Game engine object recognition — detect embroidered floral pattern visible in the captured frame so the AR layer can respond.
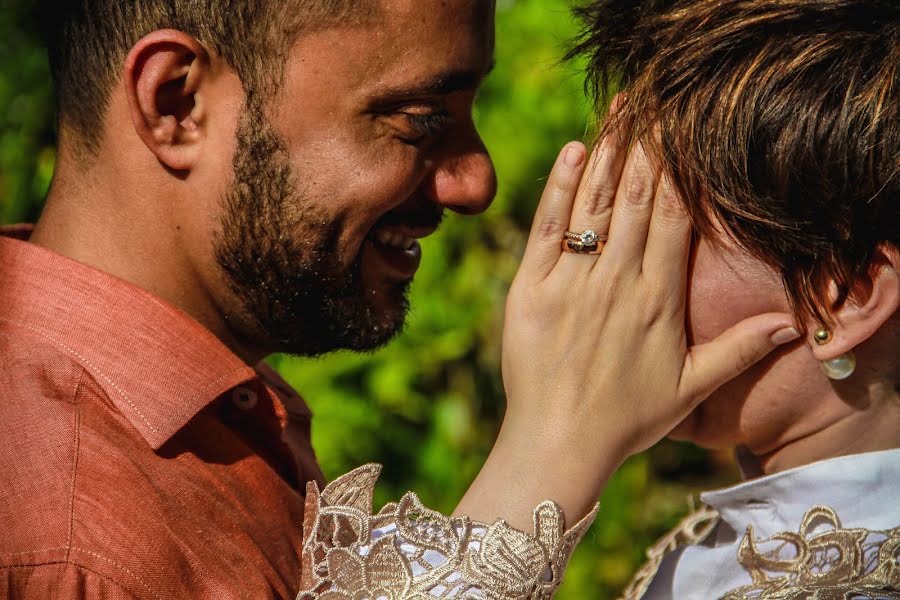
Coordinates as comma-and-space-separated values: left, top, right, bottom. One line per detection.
616, 504, 721, 600
721, 506, 900, 600
296, 464, 598, 600
618, 503, 899, 600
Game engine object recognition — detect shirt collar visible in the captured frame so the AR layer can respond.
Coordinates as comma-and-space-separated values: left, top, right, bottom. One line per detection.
0, 226, 259, 449
700, 449, 900, 537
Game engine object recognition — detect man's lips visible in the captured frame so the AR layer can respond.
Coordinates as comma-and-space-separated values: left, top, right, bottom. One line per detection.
363, 224, 437, 283
372, 203, 444, 243
369, 225, 438, 250
361, 199, 442, 284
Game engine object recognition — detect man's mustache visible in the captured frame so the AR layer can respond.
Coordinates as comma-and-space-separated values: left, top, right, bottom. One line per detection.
376, 202, 445, 232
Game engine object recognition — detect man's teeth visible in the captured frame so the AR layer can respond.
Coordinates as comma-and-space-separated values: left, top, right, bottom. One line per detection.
374, 229, 418, 250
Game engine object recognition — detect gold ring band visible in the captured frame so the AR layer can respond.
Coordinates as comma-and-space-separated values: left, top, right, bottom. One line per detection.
561, 238, 606, 255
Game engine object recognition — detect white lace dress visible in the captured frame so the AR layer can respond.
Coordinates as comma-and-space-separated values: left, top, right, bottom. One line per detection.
295, 464, 598, 599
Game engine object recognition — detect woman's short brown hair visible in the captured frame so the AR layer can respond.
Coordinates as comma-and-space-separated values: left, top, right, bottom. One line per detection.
571, 0, 899, 327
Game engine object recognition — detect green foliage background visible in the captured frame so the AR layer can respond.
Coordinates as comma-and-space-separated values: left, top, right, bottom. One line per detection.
0, 1, 738, 597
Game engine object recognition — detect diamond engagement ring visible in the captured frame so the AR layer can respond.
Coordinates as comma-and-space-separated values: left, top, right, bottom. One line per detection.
561, 229, 608, 254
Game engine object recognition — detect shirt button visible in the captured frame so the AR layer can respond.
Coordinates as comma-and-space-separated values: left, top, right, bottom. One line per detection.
232, 387, 258, 411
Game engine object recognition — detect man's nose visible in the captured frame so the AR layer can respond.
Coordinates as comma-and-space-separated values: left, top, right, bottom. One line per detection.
425, 140, 497, 216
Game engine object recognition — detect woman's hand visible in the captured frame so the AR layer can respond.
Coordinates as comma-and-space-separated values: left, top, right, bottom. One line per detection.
455, 117, 798, 529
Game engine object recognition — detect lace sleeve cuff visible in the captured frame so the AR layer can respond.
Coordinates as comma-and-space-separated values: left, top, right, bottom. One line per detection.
296, 464, 598, 600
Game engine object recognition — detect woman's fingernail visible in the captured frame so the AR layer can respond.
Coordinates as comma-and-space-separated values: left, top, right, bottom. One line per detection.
771, 327, 800, 345
564, 144, 584, 167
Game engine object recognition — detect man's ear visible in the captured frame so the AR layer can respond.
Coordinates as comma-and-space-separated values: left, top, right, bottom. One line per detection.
125, 30, 209, 172
811, 245, 900, 360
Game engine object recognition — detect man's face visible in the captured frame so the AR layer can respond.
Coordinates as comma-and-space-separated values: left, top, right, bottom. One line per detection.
211, 0, 497, 356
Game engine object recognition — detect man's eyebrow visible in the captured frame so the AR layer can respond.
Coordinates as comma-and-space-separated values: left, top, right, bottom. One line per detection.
374, 59, 496, 100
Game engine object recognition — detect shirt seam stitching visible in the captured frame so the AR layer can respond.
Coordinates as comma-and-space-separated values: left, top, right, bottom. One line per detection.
65, 369, 85, 562
1, 557, 147, 599
0, 316, 158, 433
68, 547, 163, 600
1, 546, 70, 558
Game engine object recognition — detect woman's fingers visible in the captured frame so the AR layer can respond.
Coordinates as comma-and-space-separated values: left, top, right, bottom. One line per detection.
679, 312, 800, 409
642, 172, 693, 292
519, 142, 587, 282
598, 140, 661, 270
565, 103, 631, 246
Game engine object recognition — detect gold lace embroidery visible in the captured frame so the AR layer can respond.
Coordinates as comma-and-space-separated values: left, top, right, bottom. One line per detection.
296, 464, 598, 600
721, 506, 900, 599
616, 504, 721, 600
619, 504, 899, 600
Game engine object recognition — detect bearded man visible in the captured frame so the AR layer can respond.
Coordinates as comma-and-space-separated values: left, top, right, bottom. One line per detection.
0, 1, 509, 596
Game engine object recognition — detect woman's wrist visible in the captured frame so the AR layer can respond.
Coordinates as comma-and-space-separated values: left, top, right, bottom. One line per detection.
453, 413, 623, 530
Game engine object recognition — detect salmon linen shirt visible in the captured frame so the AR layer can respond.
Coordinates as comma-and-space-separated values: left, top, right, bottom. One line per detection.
0, 225, 598, 600
0, 225, 326, 599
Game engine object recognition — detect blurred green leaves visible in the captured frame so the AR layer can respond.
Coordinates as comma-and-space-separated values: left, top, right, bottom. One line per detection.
0, 2, 55, 223
0, 1, 735, 597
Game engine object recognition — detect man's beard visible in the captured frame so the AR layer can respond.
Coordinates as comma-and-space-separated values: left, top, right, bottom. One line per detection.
213, 101, 414, 356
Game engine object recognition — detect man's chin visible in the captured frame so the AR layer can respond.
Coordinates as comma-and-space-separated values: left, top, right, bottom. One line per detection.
278, 326, 401, 357
348, 290, 410, 352
273, 285, 410, 356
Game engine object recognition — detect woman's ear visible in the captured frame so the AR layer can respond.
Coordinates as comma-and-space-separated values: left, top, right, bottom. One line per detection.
124, 29, 209, 172
811, 245, 900, 360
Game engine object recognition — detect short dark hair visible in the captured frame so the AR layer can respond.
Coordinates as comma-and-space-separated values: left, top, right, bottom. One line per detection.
43, 0, 375, 157
571, 0, 900, 327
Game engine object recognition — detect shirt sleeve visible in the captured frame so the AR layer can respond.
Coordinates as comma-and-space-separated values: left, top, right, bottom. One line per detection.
0, 562, 138, 599
296, 464, 598, 600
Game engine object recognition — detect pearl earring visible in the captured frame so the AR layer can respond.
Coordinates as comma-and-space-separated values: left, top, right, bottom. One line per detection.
820, 352, 857, 380
814, 327, 856, 380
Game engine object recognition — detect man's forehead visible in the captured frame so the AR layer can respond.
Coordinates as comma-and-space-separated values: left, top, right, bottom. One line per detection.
380, 0, 494, 19
289, 0, 495, 98
377, 0, 495, 52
